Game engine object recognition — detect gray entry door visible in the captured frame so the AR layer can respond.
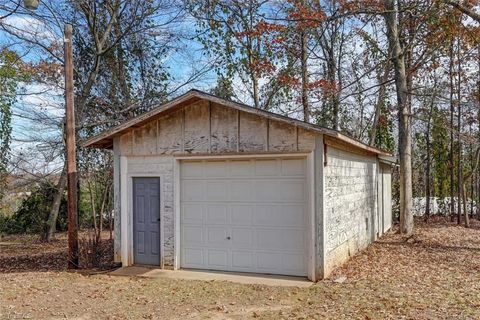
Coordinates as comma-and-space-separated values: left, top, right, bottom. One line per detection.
133, 177, 160, 265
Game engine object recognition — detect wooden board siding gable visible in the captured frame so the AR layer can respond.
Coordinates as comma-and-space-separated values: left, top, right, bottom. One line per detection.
84, 90, 391, 157
116, 101, 317, 156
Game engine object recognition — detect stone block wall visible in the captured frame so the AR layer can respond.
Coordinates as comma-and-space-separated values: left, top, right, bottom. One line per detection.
323, 146, 377, 275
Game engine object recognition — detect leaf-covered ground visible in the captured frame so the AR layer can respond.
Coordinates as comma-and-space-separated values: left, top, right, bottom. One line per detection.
1, 219, 479, 319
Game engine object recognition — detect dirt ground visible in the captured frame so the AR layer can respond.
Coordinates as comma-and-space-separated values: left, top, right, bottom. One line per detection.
1, 218, 479, 319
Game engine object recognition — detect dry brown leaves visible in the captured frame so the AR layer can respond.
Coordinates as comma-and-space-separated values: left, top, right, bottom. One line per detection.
0, 231, 114, 272
1, 220, 479, 319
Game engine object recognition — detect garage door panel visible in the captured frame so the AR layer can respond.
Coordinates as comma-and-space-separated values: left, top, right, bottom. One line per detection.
231, 227, 254, 248
182, 180, 204, 201
254, 205, 280, 225
254, 159, 279, 176
206, 181, 228, 200
279, 181, 305, 201
182, 226, 203, 245
206, 204, 228, 224
229, 160, 252, 176
256, 229, 288, 250
206, 227, 229, 245
181, 161, 204, 178
282, 205, 305, 226
255, 205, 305, 227
182, 204, 204, 224
205, 161, 228, 177
231, 251, 254, 269
281, 230, 305, 250
256, 252, 282, 271
230, 181, 252, 201
181, 158, 308, 277
282, 253, 306, 273
255, 228, 305, 251
281, 158, 305, 176
207, 249, 228, 267
254, 181, 280, 201
231, 205, 254, 225
182, 248, 203, 266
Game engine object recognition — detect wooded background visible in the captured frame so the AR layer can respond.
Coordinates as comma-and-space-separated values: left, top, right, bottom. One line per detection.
1, 0, 480, 239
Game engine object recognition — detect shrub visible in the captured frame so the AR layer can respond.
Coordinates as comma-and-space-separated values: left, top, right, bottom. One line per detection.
1, 182, 68, 235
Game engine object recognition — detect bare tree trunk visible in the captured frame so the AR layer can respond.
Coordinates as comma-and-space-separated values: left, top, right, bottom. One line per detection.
301, 28, 309, 122
45, 166, 67, 241
449, 43, 456, 222
252, 74, 260, 109
87, 178, 98, 235
461, 147, 480, 228
425, 64, 439, 221
457, 36, 462, 225
98, 182, 109, 241
425, 105, 432, 221
108, 185, 113, 240
369, 59, 391, 146
384, 0, 413, 235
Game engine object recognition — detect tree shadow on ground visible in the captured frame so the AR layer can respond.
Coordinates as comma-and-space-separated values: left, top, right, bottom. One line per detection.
0, 235, 114, 273
377, 238, 480, 253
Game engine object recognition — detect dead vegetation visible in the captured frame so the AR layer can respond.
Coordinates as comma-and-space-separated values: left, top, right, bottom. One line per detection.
0, 231, 114, 272
1, 219, 479, 319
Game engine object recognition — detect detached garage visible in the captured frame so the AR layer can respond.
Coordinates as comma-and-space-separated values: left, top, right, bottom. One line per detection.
84, 89, 394, 281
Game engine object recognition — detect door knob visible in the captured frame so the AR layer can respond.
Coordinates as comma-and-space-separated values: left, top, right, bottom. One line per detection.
226, 236, 231, 240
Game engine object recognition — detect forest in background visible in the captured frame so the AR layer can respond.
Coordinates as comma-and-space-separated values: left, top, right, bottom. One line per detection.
1, 0, 480, 239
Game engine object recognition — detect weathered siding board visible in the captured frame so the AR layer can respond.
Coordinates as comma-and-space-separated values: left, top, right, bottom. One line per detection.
158, 109, 183, 154
268, 120, 297, 151
132, 121, 157, 155
298, 127, 316, 151
210, 103, 238, 153
119, 131, 133, 156
184, 101, 210, 153
323, 146, 377, 276
118, 103, 316, 156
239, 111, 268, 152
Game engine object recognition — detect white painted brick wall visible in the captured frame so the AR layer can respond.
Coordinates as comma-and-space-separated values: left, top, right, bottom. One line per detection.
323, 147, 377, 274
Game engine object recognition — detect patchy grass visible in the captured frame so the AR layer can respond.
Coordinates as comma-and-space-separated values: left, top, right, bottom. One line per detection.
1, 219, 480, 319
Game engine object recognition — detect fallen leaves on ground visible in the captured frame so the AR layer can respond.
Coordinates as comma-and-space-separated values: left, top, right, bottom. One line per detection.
0, 231, 114, 272
1, 219, 479, 319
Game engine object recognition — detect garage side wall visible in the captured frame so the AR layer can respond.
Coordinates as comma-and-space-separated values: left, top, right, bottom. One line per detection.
113, 100, 317, 267
323, 146, 378, 276
380, 163, 393, 233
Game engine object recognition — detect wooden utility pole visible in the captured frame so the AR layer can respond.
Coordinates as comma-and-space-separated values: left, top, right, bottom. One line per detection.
64, 24, 79, 269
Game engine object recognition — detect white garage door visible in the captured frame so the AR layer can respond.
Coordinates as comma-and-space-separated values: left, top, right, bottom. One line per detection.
180, 157, 308, 276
